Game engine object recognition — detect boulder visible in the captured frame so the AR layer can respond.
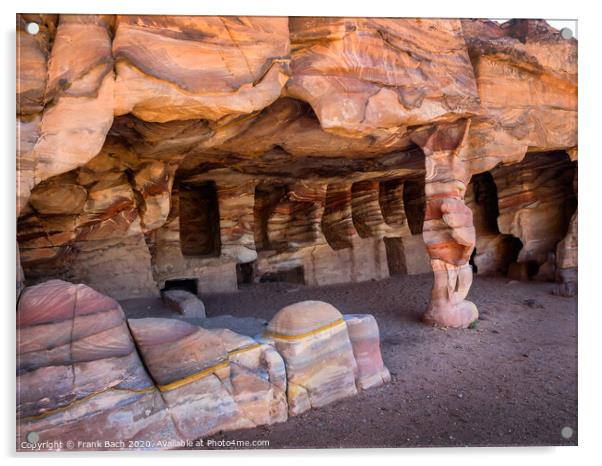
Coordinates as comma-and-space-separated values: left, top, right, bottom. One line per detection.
263, 301, 358, 416
16, 280, 180, 451
344, 314, 391, 390
162, 289, 206, 318
128, 318, 287, 440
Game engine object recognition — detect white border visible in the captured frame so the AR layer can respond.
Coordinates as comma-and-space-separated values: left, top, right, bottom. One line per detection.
2, 1, 599, 464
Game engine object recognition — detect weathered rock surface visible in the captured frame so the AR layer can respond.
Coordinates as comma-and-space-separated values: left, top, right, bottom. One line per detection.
265, 301, 358, 415
32, 15, 115, 185
128, 318, 287, 440
113, 16, 290, 122
16, 16, 578, 330
414, 122, 479, 328
16, 14, 55, 216
287, 18, 480, 138
16, 280, 180, 450
555, 211, 578, 296
492, 153, 577, 268
215, 329, 288, 427
461, 19, 577, 162
344, 314, 391, 390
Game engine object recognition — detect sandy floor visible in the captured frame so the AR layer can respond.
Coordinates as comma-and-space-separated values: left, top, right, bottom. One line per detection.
123, 274, 578, 448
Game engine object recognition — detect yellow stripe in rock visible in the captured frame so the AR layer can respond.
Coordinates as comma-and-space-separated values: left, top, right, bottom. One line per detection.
227, 343, 262, 357
263, 318, 345, 341
21, 341, 274, 420
19, 385, 155, 423
157, 360, 230, 392
158, 343, 264, 392
21, 344, 266, 420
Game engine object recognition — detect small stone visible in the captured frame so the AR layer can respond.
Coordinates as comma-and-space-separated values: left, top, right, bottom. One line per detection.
162, 289, 206, 318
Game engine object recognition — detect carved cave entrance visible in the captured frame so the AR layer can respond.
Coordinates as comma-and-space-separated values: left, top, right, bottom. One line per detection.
401, 179, 426, 236
236, 261, 256, 287
162, 278, 199, 295
179, 181, 221, 258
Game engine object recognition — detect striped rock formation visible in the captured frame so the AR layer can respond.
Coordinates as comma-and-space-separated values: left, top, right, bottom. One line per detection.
16, 280, 180, 450
413, 121, 479, 329
17, 280, 387, 449
492, 153, 577, 268
263, 301, 389, 416
127, 318, 287, 440
113, 16, 290, 122
263, 301, 358, 415
17, 16, 577, 327
27, 15, 115, 189
344, 314, 391, 390
287, 17, 480, 137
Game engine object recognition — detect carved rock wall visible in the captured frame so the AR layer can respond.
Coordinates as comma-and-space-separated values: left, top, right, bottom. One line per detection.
16, 16, 578, 326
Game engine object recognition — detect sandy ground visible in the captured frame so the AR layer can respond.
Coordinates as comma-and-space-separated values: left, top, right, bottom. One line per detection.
122, 274, 578, 449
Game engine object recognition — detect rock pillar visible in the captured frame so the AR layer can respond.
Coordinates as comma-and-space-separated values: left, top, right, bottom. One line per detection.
413, 121, 478, 328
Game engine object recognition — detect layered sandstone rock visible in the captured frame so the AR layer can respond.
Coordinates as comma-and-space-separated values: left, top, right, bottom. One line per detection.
31, 15, 115, 186
128, 318, 287, 439
17, 278, 391, 449
263, 301, 390, 415
16, 14, 55, 216
263, 301, 358, 415
16, 280, 180, 450
344, 314, 391, 390
215, 329, 288, 426
492, 152, 577, 270
113, 16, 290, 122
413, 121, 479, 328
461, 19, 577, 164
287, 18, 480, 138
16, 16, 578, 329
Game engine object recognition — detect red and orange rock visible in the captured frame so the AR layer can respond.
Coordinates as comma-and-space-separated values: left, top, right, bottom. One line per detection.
16, 16, 577, 326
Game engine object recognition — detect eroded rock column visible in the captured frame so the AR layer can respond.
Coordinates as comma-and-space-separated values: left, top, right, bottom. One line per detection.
414, 122, 478, 328
217, 180, 257, 263
321, 182, 359, 250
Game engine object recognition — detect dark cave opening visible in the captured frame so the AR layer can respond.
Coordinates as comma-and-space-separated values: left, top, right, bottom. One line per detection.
179, 181, 221, 257
471, 171, 500, 235
469, 248, 478, 274
402, 179, 426, 235
503, 236, 525, 275
259, 266, 305, 285
161, 278, 199, 295
236, 261, 256, 287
